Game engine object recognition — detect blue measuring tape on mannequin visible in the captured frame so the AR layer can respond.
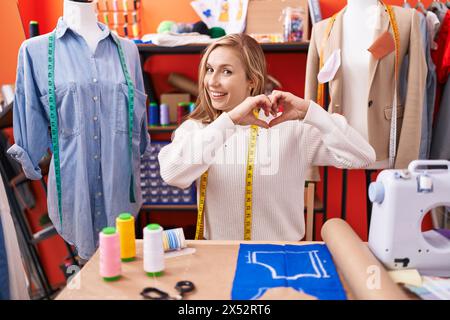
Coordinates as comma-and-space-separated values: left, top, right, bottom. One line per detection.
47, 31, 136, 231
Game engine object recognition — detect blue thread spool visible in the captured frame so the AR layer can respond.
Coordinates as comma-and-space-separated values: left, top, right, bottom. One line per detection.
188, 102, 196, 114
159, 103, 170, 126
162, 228, 186, 251
149, 102, 159, 127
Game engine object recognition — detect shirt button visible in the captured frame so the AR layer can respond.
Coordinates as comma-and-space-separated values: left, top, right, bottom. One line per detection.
97, 192, 102, 197
97, 175, 101, 179
94, 155, 99, 160
93, 78, 98, 83
96, 212, 101, 216
94, 135, 98, 140
93, 116, 98, 121
93, 96, 98, 101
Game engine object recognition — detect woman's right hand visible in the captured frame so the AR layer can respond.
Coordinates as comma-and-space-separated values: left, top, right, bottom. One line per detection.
227, 95, 273, 129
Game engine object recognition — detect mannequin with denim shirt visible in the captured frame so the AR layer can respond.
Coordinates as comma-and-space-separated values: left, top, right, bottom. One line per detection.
8, 0, 150, 259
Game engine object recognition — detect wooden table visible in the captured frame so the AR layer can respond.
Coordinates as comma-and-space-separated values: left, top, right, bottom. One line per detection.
57, 240, 352, 300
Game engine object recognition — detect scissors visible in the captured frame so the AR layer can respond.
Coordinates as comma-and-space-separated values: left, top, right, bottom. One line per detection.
140, 280, 195, 300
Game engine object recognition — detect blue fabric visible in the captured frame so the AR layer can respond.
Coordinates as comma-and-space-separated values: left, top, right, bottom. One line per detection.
231, 244, 346, 300
0, 216, 10, 300
7, 18, 151, 259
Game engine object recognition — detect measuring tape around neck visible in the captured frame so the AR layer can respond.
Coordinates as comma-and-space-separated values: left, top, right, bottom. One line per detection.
384, 4, 400, 168
317, 2, 400, 168
47, 31, 136, 230
317, 14, 337, 107
195, 109, 260, 240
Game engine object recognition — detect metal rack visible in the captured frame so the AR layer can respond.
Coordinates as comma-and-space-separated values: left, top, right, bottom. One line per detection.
0, 132, 79, 300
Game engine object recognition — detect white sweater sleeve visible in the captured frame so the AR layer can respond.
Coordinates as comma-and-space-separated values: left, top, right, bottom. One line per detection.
303, 101, 376, 168
158, 112, 237, 189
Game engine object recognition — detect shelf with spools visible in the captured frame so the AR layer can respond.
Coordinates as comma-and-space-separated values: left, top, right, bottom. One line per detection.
96, 0, 142, 39
148, 99, 194, 133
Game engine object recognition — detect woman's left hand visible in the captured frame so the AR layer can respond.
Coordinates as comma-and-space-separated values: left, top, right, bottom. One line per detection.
267, 90, 310, 127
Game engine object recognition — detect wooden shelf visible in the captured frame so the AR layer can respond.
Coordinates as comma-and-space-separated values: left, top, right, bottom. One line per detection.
141, 204, 197, 211
148, 124, 178, 132
138, 41, 309, 55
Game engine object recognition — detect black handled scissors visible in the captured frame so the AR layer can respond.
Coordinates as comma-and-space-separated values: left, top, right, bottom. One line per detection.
140, 281, 195, 300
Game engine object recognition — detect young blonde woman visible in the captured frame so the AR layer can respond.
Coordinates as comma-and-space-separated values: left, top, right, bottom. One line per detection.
158, 34, 376, 241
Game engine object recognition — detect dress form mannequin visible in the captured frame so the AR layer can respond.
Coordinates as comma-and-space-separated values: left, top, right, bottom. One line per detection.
63, 0, 103, 53
342, 0, 389, 168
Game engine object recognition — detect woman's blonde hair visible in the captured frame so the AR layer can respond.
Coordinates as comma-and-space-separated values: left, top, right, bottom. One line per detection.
189, 33, 267, 123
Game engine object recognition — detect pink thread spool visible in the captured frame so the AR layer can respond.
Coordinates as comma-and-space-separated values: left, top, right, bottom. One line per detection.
99, 227, 122, 281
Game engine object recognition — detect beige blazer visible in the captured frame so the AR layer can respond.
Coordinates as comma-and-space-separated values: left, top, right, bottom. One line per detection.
305, 5, 427, 169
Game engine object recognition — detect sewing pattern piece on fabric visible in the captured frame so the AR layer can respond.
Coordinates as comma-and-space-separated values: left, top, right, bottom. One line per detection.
231, 244, 346, 300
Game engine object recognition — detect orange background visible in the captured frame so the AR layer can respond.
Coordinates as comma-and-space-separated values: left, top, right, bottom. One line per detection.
0, 0, 25, 85
2, 0, 434, 293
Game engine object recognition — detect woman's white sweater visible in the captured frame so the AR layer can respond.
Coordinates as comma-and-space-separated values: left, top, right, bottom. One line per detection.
158, 101, 376, 240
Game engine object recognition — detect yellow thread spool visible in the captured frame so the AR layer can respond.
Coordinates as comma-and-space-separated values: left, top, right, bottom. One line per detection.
116, 213, 136, 262
132, 23, 139, 38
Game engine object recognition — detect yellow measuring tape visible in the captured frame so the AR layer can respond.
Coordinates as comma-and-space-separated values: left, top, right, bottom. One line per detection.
195, 109, 260, 240
195, 170, 208, 240
385, 3, 401, 168
317, 2, 400, 167
243, 115, 259, 240
317, 13, 338, 107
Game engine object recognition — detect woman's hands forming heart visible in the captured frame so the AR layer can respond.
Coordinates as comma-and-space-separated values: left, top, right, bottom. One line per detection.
228, 94, 272, 129
227, 91, 310, 128
267, 90, 310, 127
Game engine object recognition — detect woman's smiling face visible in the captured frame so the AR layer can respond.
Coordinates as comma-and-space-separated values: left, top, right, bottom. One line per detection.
204, 46, 252, 112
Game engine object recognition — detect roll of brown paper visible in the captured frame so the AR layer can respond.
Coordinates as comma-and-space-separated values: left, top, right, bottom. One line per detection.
321, 219, 408, 300
168, 73, 198, 97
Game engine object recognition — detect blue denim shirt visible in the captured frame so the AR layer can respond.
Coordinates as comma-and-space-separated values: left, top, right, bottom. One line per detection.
7, 18, 151, 259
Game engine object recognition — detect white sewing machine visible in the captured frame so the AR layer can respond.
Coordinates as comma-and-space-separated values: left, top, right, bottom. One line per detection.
368, 160, 450, 277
